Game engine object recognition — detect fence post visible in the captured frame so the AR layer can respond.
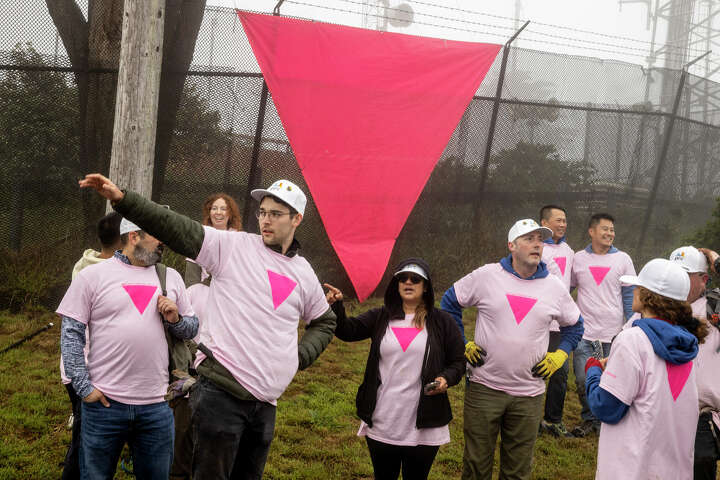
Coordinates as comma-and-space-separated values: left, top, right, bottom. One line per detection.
472, 21, 529, 230
636, 52, 709, 255
242, 1, 285, 232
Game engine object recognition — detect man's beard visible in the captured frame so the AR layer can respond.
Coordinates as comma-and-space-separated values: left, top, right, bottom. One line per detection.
134, 243, 163, 266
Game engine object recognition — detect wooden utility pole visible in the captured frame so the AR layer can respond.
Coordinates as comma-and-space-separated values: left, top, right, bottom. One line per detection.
108, 0, 165, 203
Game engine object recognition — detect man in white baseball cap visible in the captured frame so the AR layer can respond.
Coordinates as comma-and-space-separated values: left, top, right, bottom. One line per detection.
78, 173, 336, 479
670, 246, 720, 479
441, 219, 584, 480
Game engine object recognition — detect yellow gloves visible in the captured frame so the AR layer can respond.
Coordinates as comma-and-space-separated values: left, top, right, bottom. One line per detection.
465, 341, 487, 368
531, 350, 568, 379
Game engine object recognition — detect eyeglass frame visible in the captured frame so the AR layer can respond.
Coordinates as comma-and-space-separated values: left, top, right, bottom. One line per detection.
255, 208, 294, 220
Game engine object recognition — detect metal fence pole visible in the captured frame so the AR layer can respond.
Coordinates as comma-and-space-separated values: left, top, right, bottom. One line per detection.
636, 52, 710, 254
473, 21, 529, 230
241, 1, 285, 232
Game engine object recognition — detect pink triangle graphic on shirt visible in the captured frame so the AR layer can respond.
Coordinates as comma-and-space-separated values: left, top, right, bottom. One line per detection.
391, 327, 421, 352
666, 361, 693, 401
122, 285, 158, 315
267, 270, 297, 310
506, 294, 538, 325
588, 266, 611, 286
553, 256, 567, 276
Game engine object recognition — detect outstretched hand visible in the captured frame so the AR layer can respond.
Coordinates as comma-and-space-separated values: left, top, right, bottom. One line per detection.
78, 173, 124, 203
323, 283, 343, 305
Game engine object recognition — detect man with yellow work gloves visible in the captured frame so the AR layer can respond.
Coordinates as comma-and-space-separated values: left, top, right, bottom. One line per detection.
441, 219, 584, 480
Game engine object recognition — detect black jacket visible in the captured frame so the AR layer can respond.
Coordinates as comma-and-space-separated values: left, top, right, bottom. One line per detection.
332, 301, 465, 429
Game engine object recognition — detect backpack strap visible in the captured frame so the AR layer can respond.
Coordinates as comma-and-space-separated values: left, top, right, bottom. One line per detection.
155, 263, 168, 297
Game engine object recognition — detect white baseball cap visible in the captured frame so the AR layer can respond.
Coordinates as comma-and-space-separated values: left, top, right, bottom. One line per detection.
394, 263, 429, 280
119, 218, 141, 235
669, 246, 708, 274
508, 219, 553, 243
619, 258, 690, 302
251, 179, 307, 216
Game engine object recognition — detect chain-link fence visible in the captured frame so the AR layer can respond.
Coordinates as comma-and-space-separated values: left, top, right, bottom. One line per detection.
2, 0, 720, 309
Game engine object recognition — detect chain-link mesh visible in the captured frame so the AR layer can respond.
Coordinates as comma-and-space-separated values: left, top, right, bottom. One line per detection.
2, 0, 720, 309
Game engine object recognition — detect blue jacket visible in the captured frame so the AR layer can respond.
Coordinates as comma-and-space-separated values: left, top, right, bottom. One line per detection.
586, 317, 699, 424
440, 254, 584, 352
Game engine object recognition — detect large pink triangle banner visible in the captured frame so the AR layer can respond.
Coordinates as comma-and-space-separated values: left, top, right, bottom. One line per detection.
238, 11, 501, 300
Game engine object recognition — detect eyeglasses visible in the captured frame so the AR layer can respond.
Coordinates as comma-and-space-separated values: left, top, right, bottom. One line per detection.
255, 209, 292, 220
210, 206, 228, 212
397, 273, 424, 284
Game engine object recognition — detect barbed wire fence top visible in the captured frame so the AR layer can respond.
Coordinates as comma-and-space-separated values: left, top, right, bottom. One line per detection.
1, 0, 719, 308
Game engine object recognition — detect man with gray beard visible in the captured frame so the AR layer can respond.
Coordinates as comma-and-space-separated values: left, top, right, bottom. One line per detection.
58, 218, 198, 479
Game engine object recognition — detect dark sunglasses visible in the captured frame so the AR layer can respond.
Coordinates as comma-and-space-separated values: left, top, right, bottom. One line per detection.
397, 273, 424, 284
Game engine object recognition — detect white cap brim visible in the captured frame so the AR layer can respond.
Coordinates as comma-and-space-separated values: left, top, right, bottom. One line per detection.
119, 218, 141, 235
510, 226, 553, 243
394, 264, 428, 280
250, 188, 271, 203
619, 274, 688, 301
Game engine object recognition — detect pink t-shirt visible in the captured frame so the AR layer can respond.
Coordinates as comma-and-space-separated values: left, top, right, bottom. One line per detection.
454, 263, 581, 397
572, 248, 636, 342
358, 314, 450, 446
693, 297, 720, 419
596, 327, 698, 480
193, 228, 329, 405
542, 240, 574, 332
56, 257, 194, 404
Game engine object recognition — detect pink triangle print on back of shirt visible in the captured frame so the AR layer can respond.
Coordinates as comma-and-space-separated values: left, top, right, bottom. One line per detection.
666, 361, 693, 401
391, 327, 421, 352
267, 270, 297, 310
122, 285, 158, 315
588, 266, 611, 286
506, 294, 538, 325
553, 257, 567, 276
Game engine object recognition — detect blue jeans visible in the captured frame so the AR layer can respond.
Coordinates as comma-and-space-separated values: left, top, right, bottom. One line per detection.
81, 398, 174, 480
572, 339, 612, 422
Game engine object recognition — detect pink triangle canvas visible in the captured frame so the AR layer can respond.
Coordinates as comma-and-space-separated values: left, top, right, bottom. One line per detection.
237, 11, 501, 301
666, 361, 693, 401
553, 256, 567, 276
506, 294, 538, 325
122, 285, 158, 315
391, 327, 421, 352
267, 270, 297, 310
588, 266, 611, 286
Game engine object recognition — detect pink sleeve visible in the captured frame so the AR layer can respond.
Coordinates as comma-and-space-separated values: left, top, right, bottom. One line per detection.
556, 288, 581, 327
195, 227, 243, 278
302, 268, 330, 324
56, 273, 93, 325
454, 268, 484, 308
599, 332, 643, 405
570, 259, 578, 288
168, 269, 195, 318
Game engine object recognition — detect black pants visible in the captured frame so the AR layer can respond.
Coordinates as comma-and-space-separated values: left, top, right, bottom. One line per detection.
170, 397, 193, 480
61, 383, 81, 480
694, 412, 719, 480
190, 376, 276, 480
365, 436, 439, 480
544, 331, 570, 423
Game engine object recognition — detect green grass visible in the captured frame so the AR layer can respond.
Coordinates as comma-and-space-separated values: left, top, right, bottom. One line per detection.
0, 304, 600, 479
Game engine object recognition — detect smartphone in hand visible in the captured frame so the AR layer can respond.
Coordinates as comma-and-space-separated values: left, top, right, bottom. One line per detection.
423, 381, 440, 394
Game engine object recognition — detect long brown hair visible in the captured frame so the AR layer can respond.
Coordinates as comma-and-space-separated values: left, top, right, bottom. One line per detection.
201, 193, 242, 231
637, 286, 708, 343
413, 301, 428, 330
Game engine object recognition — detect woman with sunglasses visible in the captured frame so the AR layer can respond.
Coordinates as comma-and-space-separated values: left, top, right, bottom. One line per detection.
324, 258, 464, 480
585, 258, 708, 480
